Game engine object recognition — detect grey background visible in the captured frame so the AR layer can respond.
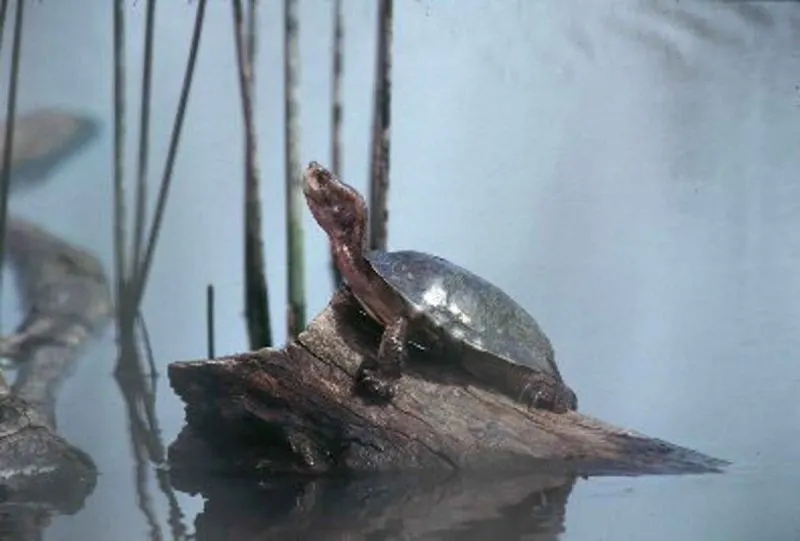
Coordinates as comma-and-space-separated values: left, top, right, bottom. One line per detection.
4, 1, 798, 539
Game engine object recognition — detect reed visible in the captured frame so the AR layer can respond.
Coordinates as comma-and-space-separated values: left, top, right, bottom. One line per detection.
111, 0, 131, 336
0, 0, 9, 60
329, 0, 344, 289
233, 0, 272, 349
0, 368, 7, 396
206, 283, 215, 359
108, 6, 202, 536
284, 0, 306, 338
131, 0, 156, 278
367, 0, 393, 252
132, 0, 207, 312
0, 0, 24, 304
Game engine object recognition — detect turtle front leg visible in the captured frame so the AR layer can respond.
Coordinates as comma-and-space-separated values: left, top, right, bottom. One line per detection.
355, 316, 408, 403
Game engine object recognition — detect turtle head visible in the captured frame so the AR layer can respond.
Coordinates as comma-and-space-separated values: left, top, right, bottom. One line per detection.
303, 161, 367, 250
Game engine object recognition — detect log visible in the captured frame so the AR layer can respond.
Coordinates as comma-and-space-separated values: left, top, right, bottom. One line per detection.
0, 392, 96, 514
168, 289, 727, 487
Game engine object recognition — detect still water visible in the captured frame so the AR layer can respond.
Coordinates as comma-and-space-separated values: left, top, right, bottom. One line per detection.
2, 1, 799, 539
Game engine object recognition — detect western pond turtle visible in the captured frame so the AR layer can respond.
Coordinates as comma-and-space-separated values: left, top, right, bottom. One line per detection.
302, 162, 578, 413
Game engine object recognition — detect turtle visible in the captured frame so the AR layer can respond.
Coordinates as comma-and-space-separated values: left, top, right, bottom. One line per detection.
302, 161, 578, 413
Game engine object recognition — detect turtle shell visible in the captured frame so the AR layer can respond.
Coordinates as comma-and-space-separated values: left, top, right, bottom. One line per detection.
364, 249, 562, 380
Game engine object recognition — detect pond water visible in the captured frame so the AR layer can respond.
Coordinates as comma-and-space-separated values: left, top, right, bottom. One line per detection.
3, 1, 799, 539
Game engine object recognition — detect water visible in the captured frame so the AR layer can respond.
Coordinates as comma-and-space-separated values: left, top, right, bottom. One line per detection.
3, 1, 799, 539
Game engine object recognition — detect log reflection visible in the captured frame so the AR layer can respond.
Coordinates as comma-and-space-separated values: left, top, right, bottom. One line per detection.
190, 470, 575, 541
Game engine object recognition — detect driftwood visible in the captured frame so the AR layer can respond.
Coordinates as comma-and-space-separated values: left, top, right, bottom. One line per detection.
169, 289, 727, 490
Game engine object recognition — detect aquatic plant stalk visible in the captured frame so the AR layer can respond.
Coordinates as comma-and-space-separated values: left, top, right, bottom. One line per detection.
0, 368, 8, 396
116, 338, 163, 541
112, 0, 130, 334
116, 311, 187, 541
0, 0, 9, 54
284, 0, 306, 338
106, 5, 188, 538
132, 0, 207, 312
367, 0, 393, 252
232, 0, 272, 349
136, 311, 158, 390
130, 425, 161, 541
206, 283, 215, 358
247, 0, 256, 67
131, 0, 156, 279
139, 311, 188, 540
0, 0, 25, 306
329, 0, 344, 290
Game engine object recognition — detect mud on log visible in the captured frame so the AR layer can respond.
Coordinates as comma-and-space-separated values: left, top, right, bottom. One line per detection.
169, 289, 727, 485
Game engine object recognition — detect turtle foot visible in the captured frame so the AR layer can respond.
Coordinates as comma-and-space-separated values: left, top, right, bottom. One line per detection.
353, 316, 408, 405
354, 363, 398, 404
519, 375, 578, 414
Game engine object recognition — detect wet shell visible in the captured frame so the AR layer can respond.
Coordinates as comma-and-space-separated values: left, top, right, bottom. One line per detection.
365, 250, 562, 380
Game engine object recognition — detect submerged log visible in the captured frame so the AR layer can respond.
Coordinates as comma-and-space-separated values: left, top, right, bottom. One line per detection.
169, 289, 727, 486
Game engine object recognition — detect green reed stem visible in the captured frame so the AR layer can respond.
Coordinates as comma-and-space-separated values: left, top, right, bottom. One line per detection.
284, 0, 305, 338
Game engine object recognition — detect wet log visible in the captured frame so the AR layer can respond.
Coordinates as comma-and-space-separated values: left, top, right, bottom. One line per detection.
0, 390, 97, 515
168, 289, 727, 486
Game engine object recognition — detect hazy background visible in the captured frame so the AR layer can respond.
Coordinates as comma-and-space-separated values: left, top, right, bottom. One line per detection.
3, 1, 799, 539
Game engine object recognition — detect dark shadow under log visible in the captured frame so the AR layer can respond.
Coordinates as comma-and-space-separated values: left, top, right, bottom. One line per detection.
169, 289, 727, 487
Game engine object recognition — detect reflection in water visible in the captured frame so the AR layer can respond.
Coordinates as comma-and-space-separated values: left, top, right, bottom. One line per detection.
1, 110, 101, 194
0, 110, 106, 541
193, 471, 575, 541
